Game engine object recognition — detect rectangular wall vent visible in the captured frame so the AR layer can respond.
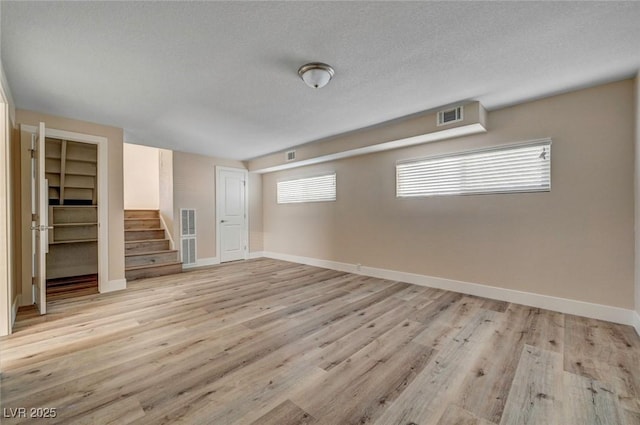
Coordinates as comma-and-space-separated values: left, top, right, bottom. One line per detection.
181, 238, 196, 266
285, 150, 296, 161
180, 208, 196, 265
437, 106, 463, 126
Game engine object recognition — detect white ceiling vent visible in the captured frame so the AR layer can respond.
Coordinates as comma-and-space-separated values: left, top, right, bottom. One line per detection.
286, 150, 296, 161
437, 106, 463, 126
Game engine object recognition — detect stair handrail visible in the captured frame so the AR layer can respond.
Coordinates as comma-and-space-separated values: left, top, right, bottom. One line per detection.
158, 213, 176, 250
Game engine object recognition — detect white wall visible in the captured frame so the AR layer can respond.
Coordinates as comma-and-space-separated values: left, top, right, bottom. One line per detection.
0, 91, 11, 335
123, 143, 159, 210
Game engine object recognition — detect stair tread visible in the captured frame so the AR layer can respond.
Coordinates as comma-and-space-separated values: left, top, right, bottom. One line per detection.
125, 209, 159, 212
125, 261, 182, 271
125, 228, 164, 232
125, 249, 178, 257
125, 238, 169, 244
124, 217, 160, 220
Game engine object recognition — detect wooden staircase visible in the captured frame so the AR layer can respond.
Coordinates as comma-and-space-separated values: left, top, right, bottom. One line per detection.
125, 210, 182, 281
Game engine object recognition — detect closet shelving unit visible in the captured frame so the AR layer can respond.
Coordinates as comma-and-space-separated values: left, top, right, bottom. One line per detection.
45, 138, 99, 280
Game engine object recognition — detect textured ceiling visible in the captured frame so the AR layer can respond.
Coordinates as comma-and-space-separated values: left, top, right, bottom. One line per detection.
2, 2, 640, 160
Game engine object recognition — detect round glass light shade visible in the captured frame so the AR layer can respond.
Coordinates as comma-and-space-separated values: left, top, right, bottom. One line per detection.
298, 63, 335, 89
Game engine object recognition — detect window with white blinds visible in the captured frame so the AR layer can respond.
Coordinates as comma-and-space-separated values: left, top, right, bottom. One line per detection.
277, 173, 336, 204
396, 140, 551, 197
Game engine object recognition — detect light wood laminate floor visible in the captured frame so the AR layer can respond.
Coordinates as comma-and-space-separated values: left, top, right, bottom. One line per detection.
1, 258, 639, 425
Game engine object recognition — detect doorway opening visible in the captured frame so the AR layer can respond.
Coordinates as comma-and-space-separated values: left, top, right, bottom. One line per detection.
43, 137, 99, 300
21, 124, 109, 315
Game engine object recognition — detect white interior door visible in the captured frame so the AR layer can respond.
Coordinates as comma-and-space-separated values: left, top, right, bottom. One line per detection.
31, 122, 48, 314
217, 168, 247, 263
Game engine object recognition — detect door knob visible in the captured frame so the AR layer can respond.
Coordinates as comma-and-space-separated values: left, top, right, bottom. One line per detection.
220, 220, 227, 223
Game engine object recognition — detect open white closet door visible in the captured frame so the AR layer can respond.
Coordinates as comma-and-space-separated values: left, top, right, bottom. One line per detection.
31, 122, 48, 314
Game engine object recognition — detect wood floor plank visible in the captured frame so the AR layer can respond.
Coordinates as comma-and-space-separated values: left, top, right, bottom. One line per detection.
292, 320, 435, 424
413, 294, 485, 352
437, 405, 497, 425
479, 297, 510, 313
524, 308, 565, 353
0, 314, 191, 403
454, 304, 544, 423
1, 323, 260, 420
64, 396, 146, 425
0, 318, 141, 368
392, 284, 432, 301
563, 372, 625, 425
564, 314, 640, 412
1, 259, 638, 425
0, 303, 274, 405
498, 345, 563, 425
248, 400, 316, 425
316, 299, 414, 371
409, 290, 465, 324
372, 309, 498, 425
137, 349, 326, 425
129, 282, 410, 424
622, 408, 640, 424
137, 286, 389, 425
160, 340, 328, 424
242, 289, 356, 330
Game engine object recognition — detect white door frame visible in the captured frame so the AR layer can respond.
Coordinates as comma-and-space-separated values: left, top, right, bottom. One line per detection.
215, 166, 249, 263
0, 98, 10, 335
20, 125, 110, 295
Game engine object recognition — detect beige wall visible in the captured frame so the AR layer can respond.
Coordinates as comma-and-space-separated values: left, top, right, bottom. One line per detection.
172, 151, 245, 261
249, 172, 263, 253
123, 143, 160, 210
263, 79, 635, 309
250, 102, 485, 172
16, 109, 125, 298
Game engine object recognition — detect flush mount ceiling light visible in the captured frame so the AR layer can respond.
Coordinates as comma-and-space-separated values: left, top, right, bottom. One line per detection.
298, 62, 335, 89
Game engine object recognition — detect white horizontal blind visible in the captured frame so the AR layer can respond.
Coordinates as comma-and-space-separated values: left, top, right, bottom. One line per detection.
397, 140, 551, 197
277, 173, 336, 204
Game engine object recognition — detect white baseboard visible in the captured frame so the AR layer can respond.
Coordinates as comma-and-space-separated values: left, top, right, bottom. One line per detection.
183, 257, 220, 269
633, 311, 640, 337
101, 278, 127, 293
262, 251, 638, 329
248, 251, 265, 260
